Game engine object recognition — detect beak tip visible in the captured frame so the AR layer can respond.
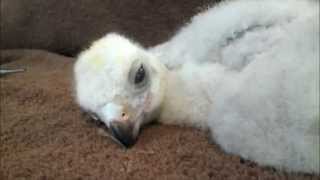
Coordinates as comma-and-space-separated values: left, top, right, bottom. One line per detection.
109, 121, 137, 148
117, 136, 137, 149
122, 139, 136, 148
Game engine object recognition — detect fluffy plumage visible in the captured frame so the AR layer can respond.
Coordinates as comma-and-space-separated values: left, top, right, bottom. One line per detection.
74, 0, 319, 173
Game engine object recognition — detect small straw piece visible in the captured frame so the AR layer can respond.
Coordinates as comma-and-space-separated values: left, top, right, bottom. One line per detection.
0, 68, 25, 75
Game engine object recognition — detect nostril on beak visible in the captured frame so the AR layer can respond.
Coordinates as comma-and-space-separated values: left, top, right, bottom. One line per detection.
109, 121, 136, 148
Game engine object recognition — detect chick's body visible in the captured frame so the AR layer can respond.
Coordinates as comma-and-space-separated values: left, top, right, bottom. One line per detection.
74, 0, 319, 173
153, 0, 319, 173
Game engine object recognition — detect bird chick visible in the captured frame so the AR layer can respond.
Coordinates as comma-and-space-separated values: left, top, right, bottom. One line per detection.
74, 34, 167, 147
74, 0, 319, 174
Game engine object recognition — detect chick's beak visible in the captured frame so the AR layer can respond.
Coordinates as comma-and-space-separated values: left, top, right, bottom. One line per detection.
99, 102, 139, 148
109, 121, 137, 148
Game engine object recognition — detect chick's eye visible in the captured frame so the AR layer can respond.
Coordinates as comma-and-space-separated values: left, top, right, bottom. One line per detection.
134, 65, 145, 84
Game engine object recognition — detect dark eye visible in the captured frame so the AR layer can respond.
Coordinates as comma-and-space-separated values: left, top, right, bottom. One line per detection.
128, 61, 149, 89
134, 65, 145, 84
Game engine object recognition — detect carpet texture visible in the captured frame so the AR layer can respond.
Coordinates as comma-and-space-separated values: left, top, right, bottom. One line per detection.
0, 50, 318, 180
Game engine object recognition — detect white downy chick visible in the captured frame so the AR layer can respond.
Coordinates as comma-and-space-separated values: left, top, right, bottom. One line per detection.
74, 0, 319, 173
74, 34, 167, 147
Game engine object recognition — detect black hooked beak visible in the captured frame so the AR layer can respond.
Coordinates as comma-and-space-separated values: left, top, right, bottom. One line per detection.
109, 121, 137, 148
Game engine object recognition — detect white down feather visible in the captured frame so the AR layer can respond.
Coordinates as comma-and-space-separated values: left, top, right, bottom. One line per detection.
74, 0, 319, 174
152, 0, 319, 173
